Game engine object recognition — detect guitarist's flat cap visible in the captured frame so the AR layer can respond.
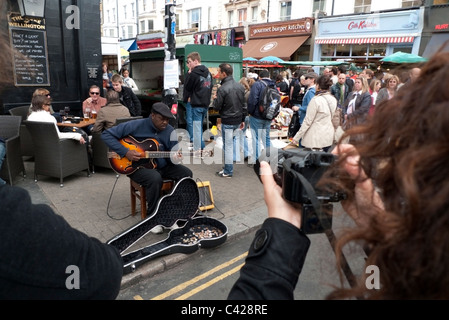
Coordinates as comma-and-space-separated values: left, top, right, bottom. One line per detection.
152, 102, 175, 119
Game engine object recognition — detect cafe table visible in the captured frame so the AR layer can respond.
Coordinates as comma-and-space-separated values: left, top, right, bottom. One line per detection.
57, 118, 96, 128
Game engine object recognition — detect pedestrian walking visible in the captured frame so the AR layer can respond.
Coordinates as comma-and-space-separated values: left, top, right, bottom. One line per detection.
212, 63, 247, 178
183, 52, 213, 151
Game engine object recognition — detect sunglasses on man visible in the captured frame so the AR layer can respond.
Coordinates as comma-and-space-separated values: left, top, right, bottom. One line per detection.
90, 92, 100, 95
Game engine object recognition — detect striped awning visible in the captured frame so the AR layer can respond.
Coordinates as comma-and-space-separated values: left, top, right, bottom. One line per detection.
315, 36, 415, 45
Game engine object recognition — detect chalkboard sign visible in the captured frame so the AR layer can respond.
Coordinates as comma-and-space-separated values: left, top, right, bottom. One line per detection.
9, 27, 50, 86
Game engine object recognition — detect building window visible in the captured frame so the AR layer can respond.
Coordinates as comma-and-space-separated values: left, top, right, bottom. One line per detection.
280, 1, 292, 21
251, 6, 258, 22
140, 21, 145, 33
123, 5, 127, 20
320, 43, 387, 60
238, 8, 247, 26
402, 0, 422, 7
313, 0, 326, 12
148, 20, 154, 31
127, 25, 134, 38
228, 10, 234, 27
188, 8, 201, 30
354, 0, 371, 14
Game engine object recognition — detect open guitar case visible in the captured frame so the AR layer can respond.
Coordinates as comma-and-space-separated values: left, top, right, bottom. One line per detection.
107, 177, 228, 274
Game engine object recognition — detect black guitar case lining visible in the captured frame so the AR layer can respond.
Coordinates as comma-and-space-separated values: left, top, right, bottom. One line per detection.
107, 177, 228, 274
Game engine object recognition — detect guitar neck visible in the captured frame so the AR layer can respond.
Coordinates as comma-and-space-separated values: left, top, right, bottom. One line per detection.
144, 151, 173, 159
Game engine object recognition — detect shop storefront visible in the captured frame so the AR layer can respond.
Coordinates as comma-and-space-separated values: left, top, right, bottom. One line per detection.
242, 18, 314, 61
314, 8, 424, 63
421, 4, 449, 58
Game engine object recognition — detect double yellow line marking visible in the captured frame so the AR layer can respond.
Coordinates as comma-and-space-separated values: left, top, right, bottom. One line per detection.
133, 251, 248, 300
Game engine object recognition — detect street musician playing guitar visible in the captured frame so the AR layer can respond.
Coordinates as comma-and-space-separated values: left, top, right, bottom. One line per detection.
102, 102, 193, 234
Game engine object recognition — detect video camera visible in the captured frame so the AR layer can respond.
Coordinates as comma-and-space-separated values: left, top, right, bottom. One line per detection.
255, 148, 346, 234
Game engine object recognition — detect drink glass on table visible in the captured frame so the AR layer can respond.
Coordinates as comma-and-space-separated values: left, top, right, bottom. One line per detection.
84, 107, 91, 122
91, 110, 97, 119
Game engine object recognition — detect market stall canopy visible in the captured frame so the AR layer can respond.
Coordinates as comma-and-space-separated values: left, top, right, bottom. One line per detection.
243, 57, 258, 62
380, 51, 428, 64
258, 56, 285, 63
242, 36, 309, 61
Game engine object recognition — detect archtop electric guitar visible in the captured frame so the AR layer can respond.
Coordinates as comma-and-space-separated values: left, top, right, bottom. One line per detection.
108, 135, 212, 175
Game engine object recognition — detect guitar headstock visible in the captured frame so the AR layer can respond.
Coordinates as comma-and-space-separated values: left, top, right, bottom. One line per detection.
192, 149, 214, 158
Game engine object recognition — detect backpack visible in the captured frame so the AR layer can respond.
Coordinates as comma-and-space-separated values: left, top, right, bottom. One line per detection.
258, 81, 282, 120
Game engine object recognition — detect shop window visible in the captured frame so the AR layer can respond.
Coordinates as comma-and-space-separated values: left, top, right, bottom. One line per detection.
433, 0, 449, 4
280, 1, 292, 21
336, 44, 351, 57
354, 0, 371, 13
238, 8, 247, 26
392, 46, 412, 53
368, 44, 386, 57
322, 44, 335, 56
352, 44, 369, 57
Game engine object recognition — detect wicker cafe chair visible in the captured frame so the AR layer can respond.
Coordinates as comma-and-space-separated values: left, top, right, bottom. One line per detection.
9, 105, 34, 157
0, 115, 26, 185
91, 116, 143, 172
24, 120, 90, 187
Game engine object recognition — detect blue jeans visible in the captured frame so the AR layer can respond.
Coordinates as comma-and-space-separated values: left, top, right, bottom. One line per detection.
222, 123, 240, 176
0, 141, 6, 185
185, 102, 193, 142
249, 116, 271, 162
192, 107, 208, 150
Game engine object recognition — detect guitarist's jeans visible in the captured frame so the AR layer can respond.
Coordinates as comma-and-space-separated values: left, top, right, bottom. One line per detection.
128, 164, 193, 216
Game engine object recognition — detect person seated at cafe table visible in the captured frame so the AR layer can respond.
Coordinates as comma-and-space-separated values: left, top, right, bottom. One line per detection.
91, 90, 130, 133
28, 88, 62, 122
82, 85, 107, 135
82, 85, 107, 116
27, 95, 86, 145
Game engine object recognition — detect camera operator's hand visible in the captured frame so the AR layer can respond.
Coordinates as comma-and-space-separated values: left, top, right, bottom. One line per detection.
331, 144, 385, 229
260, 161, 302, 230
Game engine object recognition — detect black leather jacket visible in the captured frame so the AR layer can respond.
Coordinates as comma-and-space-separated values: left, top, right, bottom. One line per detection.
212, 76, 247, 125
228, 218, 311, 300
118, 86, 141, 117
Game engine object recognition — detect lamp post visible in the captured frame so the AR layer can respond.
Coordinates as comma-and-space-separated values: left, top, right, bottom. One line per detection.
18, 0, 46, 18
162, 0, 178, 128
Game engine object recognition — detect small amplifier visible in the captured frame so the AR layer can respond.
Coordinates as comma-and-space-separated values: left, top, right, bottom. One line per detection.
196, 181, 214, 211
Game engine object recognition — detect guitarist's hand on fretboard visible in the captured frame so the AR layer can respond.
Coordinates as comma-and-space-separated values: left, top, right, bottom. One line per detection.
126, 149, 143, 161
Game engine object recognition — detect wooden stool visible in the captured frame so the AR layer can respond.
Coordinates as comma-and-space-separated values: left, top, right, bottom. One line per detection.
130, 179, 175, 219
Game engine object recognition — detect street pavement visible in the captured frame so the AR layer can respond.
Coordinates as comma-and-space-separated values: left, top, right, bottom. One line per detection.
11, 141, 366, 296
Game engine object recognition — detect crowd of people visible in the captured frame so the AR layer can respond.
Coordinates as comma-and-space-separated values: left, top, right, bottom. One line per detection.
2, 0, 448, 298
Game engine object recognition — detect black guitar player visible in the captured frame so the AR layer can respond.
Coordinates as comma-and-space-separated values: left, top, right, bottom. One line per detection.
102, 103, 193, 233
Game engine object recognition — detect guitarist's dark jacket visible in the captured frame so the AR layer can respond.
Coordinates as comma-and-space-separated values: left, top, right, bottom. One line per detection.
102, 117, 177, 170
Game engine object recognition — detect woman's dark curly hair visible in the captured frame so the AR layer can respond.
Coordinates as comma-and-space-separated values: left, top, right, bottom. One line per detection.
322, 51, 449, 299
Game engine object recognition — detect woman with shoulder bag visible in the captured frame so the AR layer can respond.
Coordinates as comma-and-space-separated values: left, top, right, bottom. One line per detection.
289, 75, 337, 152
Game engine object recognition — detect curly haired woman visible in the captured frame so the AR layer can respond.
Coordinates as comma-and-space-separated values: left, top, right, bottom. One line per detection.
229, 51, 449, 299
